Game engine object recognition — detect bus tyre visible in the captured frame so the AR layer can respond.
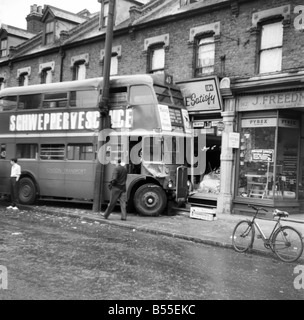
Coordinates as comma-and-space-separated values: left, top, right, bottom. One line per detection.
134, 184, 167, 216
18, 177, 37, 205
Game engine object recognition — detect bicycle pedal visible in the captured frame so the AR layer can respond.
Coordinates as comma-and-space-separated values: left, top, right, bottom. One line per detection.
257, 235, 262, 239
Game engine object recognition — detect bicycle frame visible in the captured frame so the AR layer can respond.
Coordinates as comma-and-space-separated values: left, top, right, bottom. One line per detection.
252, 218, 281, 244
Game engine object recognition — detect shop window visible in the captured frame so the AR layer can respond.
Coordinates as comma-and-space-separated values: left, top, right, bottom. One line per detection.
41, 68, 52, 84
259, 21, 283, 74
19, 73, 29, 86
195, 36, 215, 76
237, 116, 299, 200
45, 21, 55, 45
0, 39, 7, 57
17, 144, 38, 159
73, 61, 86, 80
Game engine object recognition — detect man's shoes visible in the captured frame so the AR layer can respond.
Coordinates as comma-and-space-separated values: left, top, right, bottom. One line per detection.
6, 206, 13, 209
12, 207, 19, 210
100, 212, 108, 219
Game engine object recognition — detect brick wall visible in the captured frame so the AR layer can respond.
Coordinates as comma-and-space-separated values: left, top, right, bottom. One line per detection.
1, 0, 304, 87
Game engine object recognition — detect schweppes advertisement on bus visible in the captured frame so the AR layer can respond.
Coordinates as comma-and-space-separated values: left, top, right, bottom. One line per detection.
8, 111, 101, 132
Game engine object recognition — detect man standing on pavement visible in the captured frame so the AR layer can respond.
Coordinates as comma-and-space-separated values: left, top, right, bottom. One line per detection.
7, 158, 21, 210
101, 159, 128, 220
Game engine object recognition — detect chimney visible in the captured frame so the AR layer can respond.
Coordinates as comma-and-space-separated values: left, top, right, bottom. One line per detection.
26, 4, 44, 34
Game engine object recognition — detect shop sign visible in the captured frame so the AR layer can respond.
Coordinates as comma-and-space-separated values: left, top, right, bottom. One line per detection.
279, 118, 300, 128
193, 120, 212, 128
228, 132, 240, 148
238, 91, 304, 111
251, 149, 274, 162
177, 76, 223, 113
241, 118, 277, 128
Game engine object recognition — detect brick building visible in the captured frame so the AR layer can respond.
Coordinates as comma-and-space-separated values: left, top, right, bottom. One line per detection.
1, 0, 304, 216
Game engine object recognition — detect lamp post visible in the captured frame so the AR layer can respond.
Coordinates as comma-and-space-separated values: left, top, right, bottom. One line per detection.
93, 0, 116, 213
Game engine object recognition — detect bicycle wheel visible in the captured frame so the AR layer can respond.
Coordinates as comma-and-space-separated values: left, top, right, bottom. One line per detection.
272, 226, 304, 262
232, 220, 255, 253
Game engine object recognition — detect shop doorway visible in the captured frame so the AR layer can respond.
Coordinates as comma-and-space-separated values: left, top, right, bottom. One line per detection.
189, 122, 222, 206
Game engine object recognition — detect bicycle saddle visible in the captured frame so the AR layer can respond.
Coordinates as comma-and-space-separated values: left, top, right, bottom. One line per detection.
273, 209, 289, 218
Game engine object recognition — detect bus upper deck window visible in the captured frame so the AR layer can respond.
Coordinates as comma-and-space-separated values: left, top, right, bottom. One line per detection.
129, 85, 154, 105
154, 85, 172, 105
0, 96, 17, 111
43, 93, 68, 109
70, 90, 98, 108
171, 88, 184, 107
19, 94, 42, 110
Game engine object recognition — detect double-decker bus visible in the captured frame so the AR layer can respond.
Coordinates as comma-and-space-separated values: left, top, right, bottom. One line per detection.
0, 74, 192, 216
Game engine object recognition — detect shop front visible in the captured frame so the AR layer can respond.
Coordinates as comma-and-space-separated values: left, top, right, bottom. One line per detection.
233, 86, 304, 215
177, 76, 223, 207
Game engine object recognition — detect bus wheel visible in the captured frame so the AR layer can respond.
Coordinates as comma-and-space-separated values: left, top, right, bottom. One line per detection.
134, 184, 167, 216
18, 177, 37, 205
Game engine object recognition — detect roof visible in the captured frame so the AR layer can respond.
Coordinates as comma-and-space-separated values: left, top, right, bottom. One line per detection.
41, 5, 89, 24
0, 24, 36, 39
0, 74, 165, 96
131, 0, 230, 25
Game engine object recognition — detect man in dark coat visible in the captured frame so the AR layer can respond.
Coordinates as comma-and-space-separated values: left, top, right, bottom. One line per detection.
101, 159, 128, 220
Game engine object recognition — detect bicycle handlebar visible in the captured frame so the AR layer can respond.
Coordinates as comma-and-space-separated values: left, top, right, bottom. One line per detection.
248, 204, 268, 213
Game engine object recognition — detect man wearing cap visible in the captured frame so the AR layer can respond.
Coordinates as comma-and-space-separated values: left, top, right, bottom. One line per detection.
101, 159, 128, 220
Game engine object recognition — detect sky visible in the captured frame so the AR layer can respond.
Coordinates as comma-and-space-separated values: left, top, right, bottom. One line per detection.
0, 0, 149, 30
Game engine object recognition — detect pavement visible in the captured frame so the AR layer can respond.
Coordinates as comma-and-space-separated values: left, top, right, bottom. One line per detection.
1, 199, 304, 263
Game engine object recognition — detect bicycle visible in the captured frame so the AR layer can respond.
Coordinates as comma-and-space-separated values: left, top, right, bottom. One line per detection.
232, 204, 304, 262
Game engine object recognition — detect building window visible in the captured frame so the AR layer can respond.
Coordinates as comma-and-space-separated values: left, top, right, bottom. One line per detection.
259, 21, 283, 74
45, 21, 55, 45
73, 61, 86, 80
41, 68, 52, 84
19, 73, 29, 86
103, 2, 109, 27
110, 54, 118, 76
0, 39, 7, 57
149, 46, 165, 74
196, 36, 215, 76
99, 0, 109, 28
